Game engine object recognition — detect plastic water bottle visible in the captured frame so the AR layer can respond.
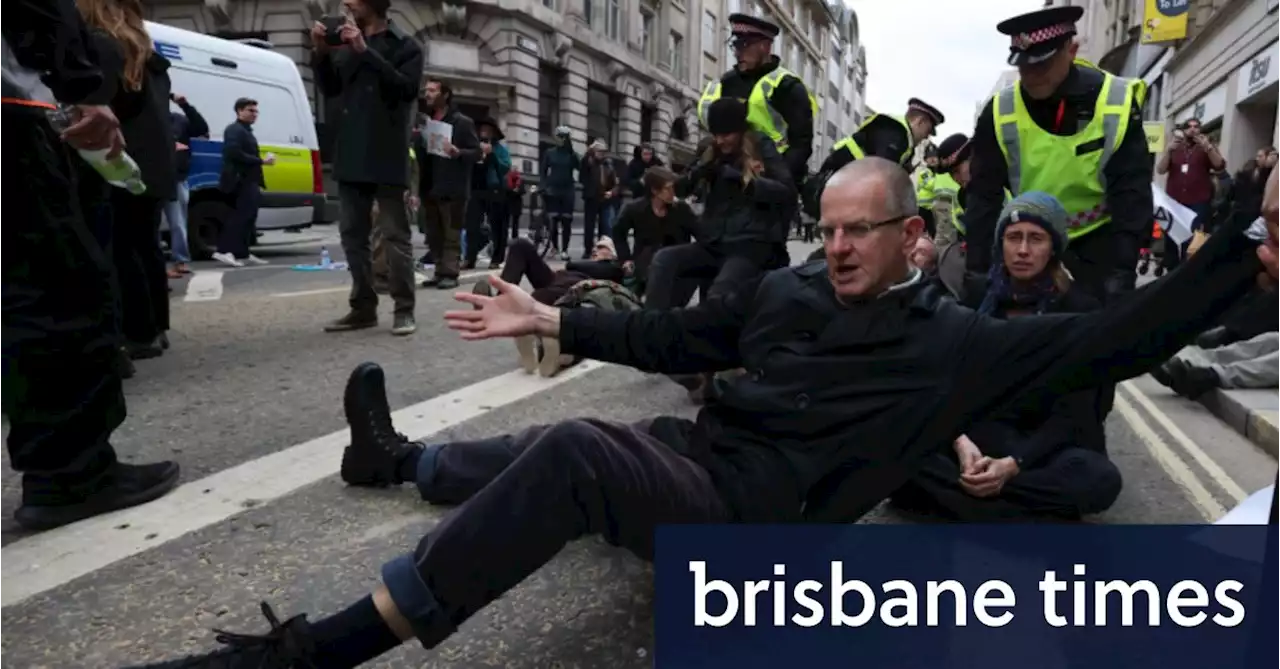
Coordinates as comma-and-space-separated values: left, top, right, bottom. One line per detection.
320, 246, 332, 268
44, 105, 146, 195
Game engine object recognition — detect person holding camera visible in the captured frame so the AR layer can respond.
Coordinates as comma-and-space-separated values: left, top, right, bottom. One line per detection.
1157, 117, 1227, 272
312, 0, 423, 337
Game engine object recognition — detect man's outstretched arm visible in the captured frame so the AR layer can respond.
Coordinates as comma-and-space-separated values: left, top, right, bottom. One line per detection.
948, 210, 1266, 431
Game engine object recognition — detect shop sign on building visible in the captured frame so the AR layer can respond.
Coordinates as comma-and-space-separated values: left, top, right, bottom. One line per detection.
1174, 81, 1227, 126
1236, 44, 1279, 105
1140, 0, 1190, 44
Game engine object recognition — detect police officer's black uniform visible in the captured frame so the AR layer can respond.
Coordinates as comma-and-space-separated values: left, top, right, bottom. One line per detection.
802, 98, 944, 220
965, 6, 1153, 304
711, 14, 815, 186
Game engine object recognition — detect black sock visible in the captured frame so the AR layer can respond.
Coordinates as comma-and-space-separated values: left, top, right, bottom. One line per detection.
395, 445, 424, 484
309, 595, 403, 668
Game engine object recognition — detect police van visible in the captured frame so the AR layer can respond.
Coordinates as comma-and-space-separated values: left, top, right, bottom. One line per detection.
148, 21, 326, 259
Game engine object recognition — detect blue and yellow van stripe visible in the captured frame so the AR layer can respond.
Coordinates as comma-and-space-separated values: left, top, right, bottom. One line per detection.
186, 138, 313, 194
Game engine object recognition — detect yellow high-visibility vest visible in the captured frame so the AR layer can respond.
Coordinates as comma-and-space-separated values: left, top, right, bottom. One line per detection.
697, 67, 818, 154
991, 67, 1146, 240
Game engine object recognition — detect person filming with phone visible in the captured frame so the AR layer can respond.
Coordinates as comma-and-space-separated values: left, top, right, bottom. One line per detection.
311, 0, 424, 337
1157, 117, 1226, 271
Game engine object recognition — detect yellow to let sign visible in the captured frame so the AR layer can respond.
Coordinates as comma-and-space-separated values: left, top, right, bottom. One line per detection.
1141, 0, 1190, 44
1144, 122, 1166, 154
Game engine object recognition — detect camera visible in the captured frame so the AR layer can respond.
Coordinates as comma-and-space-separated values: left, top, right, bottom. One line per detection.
321, 15, 347, 46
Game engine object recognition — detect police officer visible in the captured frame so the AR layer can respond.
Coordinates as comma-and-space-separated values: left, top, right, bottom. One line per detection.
697, 13, 817, 188
965, 6, 1152, 304
926, 133, 974, 249
803, 98, 944, 219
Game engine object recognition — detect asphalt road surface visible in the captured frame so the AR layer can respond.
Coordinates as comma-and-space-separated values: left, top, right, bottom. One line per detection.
1, 232, 1275, 668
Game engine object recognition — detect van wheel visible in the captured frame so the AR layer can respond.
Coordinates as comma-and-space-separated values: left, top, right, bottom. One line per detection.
189, 200, 231, 260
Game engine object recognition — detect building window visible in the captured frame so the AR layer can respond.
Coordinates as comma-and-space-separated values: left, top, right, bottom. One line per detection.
606, 0, 621, 39
587, 85, 619, 148
640, 105, 655, 143
538, 64, 563, 138
668, 31, 685, 77
826, 120, 837, 141
542, 0, 555, 8
584, 0, 593, 24
703, 11, 716, 55
640, 7, 656, 62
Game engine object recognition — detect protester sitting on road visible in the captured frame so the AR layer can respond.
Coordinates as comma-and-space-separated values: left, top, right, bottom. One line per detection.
610, 166, 699, 296
1152, 331, 1279, 399
890, 192, 1120, 522
645, 97, 795, 400
123, 157, 1275, 669
472, 236, 624, 377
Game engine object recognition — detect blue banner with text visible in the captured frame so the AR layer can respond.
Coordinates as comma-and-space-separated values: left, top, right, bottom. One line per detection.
654, 524, 1276, 668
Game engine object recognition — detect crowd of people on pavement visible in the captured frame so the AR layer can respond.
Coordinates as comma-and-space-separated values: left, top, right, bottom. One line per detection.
5, 0, 1280, 666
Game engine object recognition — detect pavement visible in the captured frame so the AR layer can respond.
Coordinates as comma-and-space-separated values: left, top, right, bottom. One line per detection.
2, 234, 1277, 668
1199, 388, 1279, 458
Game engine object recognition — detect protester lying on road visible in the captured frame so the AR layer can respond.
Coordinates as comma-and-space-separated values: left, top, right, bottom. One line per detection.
472, 236, 629, 377
889, 192, 1120, 522
123, 158, 1273, 669
1152, 331, 1279, 399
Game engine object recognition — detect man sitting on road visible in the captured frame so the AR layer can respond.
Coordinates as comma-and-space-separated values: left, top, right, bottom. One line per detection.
125, 158, 1276, 669
610, 166, 699, 297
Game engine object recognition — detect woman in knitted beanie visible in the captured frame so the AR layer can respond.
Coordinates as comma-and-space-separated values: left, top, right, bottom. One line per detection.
892, 190, 1121, 522
976, 191, 1078, 315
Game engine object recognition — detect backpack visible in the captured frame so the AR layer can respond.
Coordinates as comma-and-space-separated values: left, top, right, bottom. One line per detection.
550, 279, 642, 367
553, 279, 643, 312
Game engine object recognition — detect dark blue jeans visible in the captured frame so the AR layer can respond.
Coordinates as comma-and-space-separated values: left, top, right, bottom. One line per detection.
379, 419, 728, 647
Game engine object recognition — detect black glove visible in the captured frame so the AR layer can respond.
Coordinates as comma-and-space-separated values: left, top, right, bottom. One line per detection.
1103, 269, 1137, 303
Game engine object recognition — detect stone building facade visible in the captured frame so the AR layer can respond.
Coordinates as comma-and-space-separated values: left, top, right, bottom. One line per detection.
147, 0, 713, 176
146, 0, 859, 176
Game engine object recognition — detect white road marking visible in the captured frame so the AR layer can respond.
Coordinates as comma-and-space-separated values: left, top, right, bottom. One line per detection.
1119, 380, 1248, 503
183, 270, 225, 302
1114, 391, 1225, 521
0, 361, 608, 608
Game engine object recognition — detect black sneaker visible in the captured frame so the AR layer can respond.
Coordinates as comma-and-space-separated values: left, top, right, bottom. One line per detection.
435, 277, 459, 290
122, 602, 317, 668
323, 311, 377, 333
341, 362, 415, 487
16, 460, 181, 531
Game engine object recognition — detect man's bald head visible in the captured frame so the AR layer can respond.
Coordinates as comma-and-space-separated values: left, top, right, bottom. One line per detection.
822, 157, 918, 221
818, 157, 925, 300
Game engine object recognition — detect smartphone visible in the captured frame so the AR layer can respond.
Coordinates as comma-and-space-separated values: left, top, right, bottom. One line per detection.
321, 15, 347, 46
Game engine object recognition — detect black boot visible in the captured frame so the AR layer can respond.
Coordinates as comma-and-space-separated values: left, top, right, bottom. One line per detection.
341, 362, 418, 487
1163, 358, 1220, 399
16, 460, 181, 531
121, 602, 317, 668
1195, 326, 1238, 350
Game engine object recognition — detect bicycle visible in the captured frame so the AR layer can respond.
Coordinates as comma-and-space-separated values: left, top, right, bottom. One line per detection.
525, 186, 558, 260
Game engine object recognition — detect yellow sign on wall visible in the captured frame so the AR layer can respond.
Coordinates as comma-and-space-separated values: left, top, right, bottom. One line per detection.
1143, 122, 1166, 153
1141, 0, 1190, 44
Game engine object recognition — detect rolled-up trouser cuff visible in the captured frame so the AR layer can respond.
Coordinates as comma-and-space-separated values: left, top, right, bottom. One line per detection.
413, 443, 444, 500
380, 554, 455, 647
